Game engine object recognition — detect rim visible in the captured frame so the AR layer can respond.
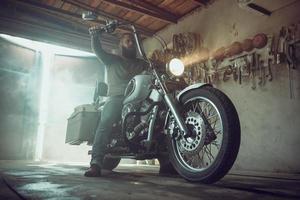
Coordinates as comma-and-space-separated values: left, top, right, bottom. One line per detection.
173, 96, 224, 172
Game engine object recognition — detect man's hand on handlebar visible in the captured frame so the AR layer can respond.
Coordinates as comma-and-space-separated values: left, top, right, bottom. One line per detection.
89, 20, 118, 35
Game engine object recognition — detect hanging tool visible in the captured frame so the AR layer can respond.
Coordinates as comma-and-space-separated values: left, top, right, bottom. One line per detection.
287, 43, 297, 69
251, 53, 256, 90
266, 34, 275, 82
266, 58, 273, 81
245, 55, 252, 78
257, 54, 264, 86
285, 24, 299, 98
223, 65, 233, 82
196, 63, 203, 81
286, 42, 296, 99
287, 61, 294, 99
238, 65, 242, 84
237, 58, 247, 85
233, 61, 238, 82
240, 57, 251, 78
276, 27, 287, 64
261, 60, 266, 86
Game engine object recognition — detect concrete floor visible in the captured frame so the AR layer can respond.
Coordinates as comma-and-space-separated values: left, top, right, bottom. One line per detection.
0, 160, 299, 200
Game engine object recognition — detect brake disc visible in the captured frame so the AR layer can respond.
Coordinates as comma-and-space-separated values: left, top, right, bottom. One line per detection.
178, 111, 206, 154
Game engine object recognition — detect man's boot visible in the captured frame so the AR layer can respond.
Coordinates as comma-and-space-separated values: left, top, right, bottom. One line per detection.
84, 164, 102, 177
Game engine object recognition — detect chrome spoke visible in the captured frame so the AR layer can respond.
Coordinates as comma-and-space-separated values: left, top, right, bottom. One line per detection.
206, 113, 217, 120
202, 102, 210, 116
197, 149, 205, 167
214, 130, 222, 136
205, 103, 212, 116
211, 141, 221, 149
204, 146, 214, 162
208, 105, 214, 115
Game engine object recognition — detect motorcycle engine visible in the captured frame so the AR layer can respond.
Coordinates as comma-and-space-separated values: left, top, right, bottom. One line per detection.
122, 100, 152, 143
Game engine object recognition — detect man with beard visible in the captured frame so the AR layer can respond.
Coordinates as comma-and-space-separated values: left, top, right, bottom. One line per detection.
84, 26, 147, 177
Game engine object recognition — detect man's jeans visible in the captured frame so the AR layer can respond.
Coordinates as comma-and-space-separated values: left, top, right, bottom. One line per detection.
90, 96, 124, 168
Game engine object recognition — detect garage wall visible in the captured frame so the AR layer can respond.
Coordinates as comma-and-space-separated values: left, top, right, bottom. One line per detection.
144, 0, 300, 173
0, 38, 41, 160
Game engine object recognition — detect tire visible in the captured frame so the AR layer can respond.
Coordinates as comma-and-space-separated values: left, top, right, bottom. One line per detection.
102, 157, 121, 170
166, 87, 240, 183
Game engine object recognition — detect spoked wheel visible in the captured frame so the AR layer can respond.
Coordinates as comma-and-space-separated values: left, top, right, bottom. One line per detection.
167, 87, 240, 183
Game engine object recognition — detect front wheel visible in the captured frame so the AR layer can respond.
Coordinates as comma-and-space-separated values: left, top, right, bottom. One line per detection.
166, 87, 240, 183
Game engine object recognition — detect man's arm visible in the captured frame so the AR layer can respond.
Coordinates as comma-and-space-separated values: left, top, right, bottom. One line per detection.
91, 33, 117, 65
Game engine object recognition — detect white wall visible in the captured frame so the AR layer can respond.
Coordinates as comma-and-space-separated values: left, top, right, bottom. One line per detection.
144, 0, 300, 173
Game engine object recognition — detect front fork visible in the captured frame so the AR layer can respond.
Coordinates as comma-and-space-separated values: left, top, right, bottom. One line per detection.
132, 24, 189, 139
163, 93, 189, 137
152, 69, 190, 138
144, 94, 187, 151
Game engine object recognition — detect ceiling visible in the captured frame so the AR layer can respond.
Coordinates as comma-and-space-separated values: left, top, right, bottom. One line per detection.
0, 0, 211, 52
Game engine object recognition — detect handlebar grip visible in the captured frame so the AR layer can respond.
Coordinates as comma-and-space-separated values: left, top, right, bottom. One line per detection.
89, 20, 121, 35
105, 20, 118, 33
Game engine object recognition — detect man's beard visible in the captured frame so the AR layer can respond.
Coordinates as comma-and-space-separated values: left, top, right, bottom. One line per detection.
121, 46, 136, 59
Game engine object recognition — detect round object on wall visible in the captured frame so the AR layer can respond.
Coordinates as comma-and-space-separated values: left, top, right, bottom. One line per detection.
212, 47, 225, 61
226, 42, 243, 57
252, 33, 268, 49
241, 39, 254, 52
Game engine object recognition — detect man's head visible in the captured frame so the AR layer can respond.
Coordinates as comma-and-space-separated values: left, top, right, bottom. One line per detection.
119, 33, 136, 59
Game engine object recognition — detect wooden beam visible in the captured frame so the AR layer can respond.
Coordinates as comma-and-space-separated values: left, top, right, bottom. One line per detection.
130, 0, 179, 20
193, 0, 209, 6
2, 0, 88, 36
14, 0, 81, 18
0, 16, 91, 51
0, 1, 118, 51
63, 0, 155, 36
0, 16, 117, 52
103, 0, 177, 24
12, 0, 105, 29
13, 0, 150, 38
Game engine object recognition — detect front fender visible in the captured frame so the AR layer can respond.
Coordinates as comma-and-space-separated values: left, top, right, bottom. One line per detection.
163, 82, 212, 132
176, 82, 212, 103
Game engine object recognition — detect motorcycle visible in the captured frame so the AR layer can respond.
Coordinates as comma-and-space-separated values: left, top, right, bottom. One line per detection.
66, 12, 241, 183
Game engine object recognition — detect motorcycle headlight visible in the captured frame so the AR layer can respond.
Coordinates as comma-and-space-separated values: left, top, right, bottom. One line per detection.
168, 58, 185, 76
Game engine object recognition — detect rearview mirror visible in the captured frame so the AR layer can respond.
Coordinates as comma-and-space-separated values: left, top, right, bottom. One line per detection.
82, 11, 97, 21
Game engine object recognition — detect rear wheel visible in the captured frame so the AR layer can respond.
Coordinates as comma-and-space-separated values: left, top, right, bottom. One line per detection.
102, 157, 121, 170
166, 87, 240, 183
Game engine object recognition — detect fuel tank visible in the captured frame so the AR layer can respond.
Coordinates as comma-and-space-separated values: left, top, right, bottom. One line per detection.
123, 75, 153, 105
